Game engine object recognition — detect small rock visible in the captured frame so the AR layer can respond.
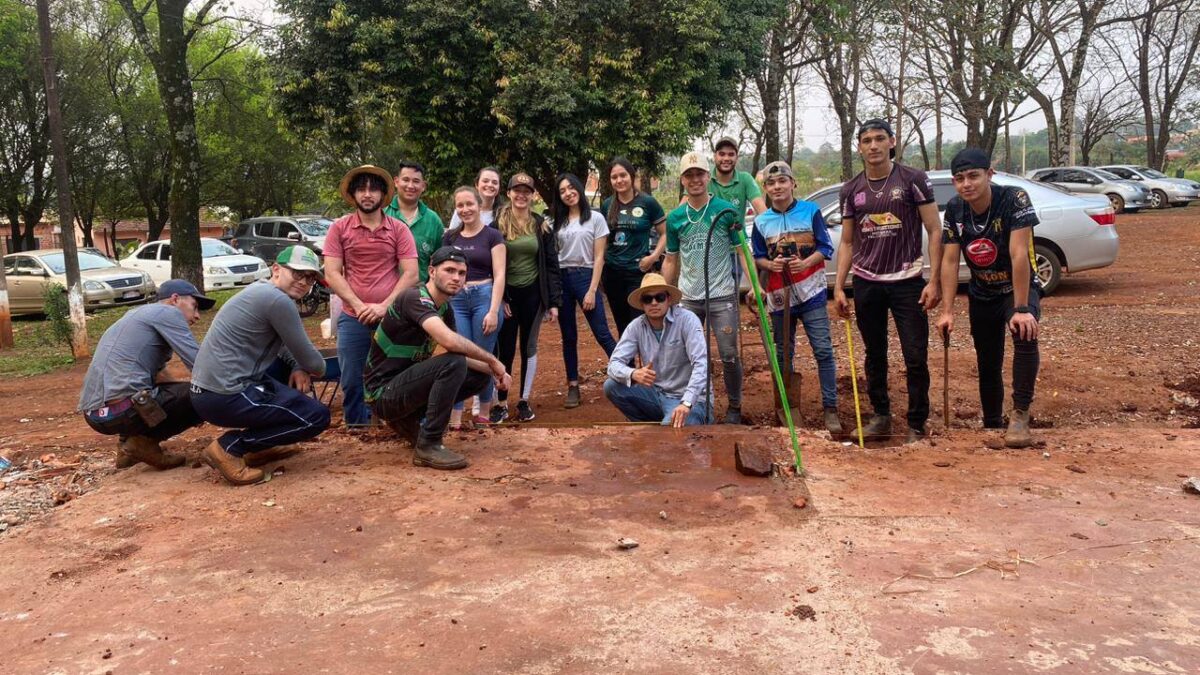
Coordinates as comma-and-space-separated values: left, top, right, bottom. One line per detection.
933, 461, 952, 468
1119, 403, 1138, 413
1042, 452, 1051, 459
658, 511, 668, 520
1165, 434, 1178, 441
984, 438, 1005, 450
1095, 519, 1108, 527
734, 442, 773, 477
1070, 533, 1089, 540
806, 586, 819, 593
1183, 477, 1200, 495
262, 500, 275, 507
1066, 464, 1087, 474
354, 525, 363, 532
617, 537, 639, 550
790, 604, 816, 621
792, 497, 808, 510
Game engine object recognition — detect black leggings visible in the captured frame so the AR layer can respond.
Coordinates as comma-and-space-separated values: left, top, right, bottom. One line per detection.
969, 290, 1041, 426
601, 266, 644, 335
497, 283, 545, 403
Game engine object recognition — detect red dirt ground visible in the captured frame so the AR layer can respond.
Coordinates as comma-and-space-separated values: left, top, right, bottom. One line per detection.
1, 206, 1199, 673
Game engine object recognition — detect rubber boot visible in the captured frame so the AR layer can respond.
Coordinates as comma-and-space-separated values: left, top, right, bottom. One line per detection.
202, 439, 264, 486
823, 407, 844, 435
863, 414, 891, 441
413, 442, 470, 470
121, 435, 185, 470
1005, 409, 1033, 448
724, 405, 743, 425
564, 385, 581, 409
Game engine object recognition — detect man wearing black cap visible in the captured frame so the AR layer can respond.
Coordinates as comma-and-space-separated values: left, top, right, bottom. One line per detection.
834, 118, 943, 443
77, 279, 214, 469
936, 148, 1042, 448
363, 246, 513, 470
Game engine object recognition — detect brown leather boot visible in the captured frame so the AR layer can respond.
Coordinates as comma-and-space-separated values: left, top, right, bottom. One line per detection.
242, 446, 302, 468
114, 441, 138, 469
121, 435, 186, 470
1004, 409, 1033, 448
202, 439, 264, 486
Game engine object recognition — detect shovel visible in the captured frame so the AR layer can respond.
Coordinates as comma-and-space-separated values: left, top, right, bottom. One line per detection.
942, 326, 951, 431
775, 266, 802, 426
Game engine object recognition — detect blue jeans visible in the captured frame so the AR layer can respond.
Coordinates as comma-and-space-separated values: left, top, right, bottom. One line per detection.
337, 312, 374, 425
603, 378, 712, 425
449, 282, 502, 409
191, 379, 331, 456
559, 267, 617, 382
771, 302, 838, 408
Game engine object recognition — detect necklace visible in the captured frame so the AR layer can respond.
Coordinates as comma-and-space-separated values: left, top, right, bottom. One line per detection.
865, 165, 894, 199
967, 200, 992, 233
685, 197, 711, 225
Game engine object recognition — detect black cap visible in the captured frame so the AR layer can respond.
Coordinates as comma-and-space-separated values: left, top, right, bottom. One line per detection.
857, 118, 896, 158
430, 246, 468, 267
950, 148, 992, 175
158, 279, 215, 310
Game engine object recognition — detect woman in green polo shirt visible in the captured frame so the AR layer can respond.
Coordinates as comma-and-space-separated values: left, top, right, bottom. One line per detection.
600, 157, 667, 334
490, 173, 563, 423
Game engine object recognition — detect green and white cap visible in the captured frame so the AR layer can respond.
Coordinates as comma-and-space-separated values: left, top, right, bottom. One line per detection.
276, 245, 322, 274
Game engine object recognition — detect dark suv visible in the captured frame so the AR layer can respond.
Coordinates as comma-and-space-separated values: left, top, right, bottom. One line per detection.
231, 215, 332, 262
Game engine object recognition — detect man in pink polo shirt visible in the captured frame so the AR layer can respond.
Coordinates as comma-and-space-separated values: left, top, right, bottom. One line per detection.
325, 165, 419, 426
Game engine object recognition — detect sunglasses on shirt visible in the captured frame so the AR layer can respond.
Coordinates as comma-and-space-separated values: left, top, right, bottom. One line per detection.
640, 292, 670, 305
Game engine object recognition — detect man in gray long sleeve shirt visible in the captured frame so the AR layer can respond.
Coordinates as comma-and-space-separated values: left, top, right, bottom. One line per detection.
79, 279, 214, 470
604, 274, 712, 427
191, 246, 331, 485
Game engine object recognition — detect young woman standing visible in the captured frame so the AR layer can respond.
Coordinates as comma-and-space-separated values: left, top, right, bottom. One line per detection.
552, 172, 617, 409
449, 167, 503, 229
600, 158, 667, 334
442, 186, 507, 428
490, 173, 562, 423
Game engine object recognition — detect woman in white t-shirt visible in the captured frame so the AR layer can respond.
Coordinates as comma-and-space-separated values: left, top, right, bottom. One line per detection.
551, 172, 617, 409
448, 166, 504, 229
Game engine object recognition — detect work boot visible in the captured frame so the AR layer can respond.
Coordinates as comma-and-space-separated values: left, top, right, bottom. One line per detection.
516, 400, 536, 422
823, 407, 844, 435
202, 439, 264, 486
121, 435, 185, 470
114, 442, 138, 469
1004, 409, 1033, 448
863, 414, 891, 441
724, 405, 742, 425
564, 385, 581, 409
413, 442, 470, 470
904, 426, 926, 444
488, 405, 510, 425
242, 446, 302, 468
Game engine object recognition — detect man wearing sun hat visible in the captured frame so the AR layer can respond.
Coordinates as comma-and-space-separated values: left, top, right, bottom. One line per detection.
77, 279, 215, 470
325, 164, 420, 428
191, 246, 331, 485
603, 273, 711, 427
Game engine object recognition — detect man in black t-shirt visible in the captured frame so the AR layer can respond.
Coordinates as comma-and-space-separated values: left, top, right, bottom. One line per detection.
935, 148, 1042, 448
364, 246, 512, 469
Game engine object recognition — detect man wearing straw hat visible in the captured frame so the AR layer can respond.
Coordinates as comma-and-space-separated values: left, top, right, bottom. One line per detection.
603, 273, 712, 427
324, 165, 420, 428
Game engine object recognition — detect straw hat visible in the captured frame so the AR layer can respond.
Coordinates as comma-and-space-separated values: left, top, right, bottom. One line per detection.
627, 272, 682, 310
338, 165, 396, 206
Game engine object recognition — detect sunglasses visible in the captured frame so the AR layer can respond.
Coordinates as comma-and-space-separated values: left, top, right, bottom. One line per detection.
640, 292, 670, 305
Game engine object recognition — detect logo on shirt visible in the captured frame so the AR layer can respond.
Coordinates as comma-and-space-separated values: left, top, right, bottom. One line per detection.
1015, 190, 1030, 207
862, 212, 902, 232
632, 207, 645, 218
965, 238, 999, 267
890, 187, 904, 201
854, 191, 867, 207
614, 231, 627, 246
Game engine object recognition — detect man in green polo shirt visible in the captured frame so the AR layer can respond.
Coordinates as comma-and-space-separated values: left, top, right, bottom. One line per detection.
710, 136, 767, 217
384, 160, 445, 282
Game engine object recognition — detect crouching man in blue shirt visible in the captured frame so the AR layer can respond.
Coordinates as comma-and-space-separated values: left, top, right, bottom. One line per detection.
603, 274, 712, 427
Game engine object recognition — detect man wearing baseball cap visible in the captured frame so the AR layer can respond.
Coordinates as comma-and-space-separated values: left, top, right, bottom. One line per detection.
751, 161, 842, 434
191, 246, 331, 485
711, 136, 767, 217
834, 117, 944, 443
363, 246, 513, 470
77, 279, 215, 470
603, 273, 711, 427
325, 164, 420, 428
935, 148, 1043, 448
662, 151, 748, 423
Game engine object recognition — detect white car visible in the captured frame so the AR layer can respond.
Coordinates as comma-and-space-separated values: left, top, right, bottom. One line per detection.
123, 238, 270, 290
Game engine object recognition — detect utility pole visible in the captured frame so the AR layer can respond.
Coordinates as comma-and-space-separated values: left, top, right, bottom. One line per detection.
36, 0, 88, 358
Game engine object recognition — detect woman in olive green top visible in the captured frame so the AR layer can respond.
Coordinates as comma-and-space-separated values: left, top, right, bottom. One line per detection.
600, 157, 667, 334
491, 173, 563, 423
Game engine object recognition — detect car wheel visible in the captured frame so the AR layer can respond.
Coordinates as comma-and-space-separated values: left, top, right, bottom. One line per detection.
1106, 193, 1125, 213
1149, 189, 1168, 209
1034, 244, 1062, 296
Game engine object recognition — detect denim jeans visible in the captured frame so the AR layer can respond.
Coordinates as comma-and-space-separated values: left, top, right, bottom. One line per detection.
449, 282, 502, 409
603, 378, 712, 425
852, 276, 929, 430
191, 379, 331, 456
337, 312, 374, 426
771, 302, 838, 408
681, 294, 743, 408
82, 382, 203, 442
559, 267, 617, 382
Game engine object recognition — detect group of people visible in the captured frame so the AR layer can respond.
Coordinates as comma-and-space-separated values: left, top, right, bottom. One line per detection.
76, 119, 1044, 483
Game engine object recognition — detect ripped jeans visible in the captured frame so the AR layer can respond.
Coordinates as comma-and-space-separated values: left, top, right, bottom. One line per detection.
681, 294, 743, 409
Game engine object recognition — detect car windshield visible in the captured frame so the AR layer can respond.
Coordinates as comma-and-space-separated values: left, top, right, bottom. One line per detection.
40, 252, 116, 274
1092, 169, 1124, 181
1138, 167, 1167, 178
295, 218, 332, 236
201, 239, 239, 258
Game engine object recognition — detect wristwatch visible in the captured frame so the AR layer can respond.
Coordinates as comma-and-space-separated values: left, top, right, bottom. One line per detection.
1013, 305, 1032, 314
680, 400, 692, 408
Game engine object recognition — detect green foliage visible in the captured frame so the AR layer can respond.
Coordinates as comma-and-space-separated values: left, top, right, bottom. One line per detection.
274, 0, 774, 198
40, 284, 72, 346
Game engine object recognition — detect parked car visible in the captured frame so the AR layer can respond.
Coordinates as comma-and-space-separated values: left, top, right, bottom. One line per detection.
231, 215, 331, 262
1025, 166, 1149, 214
2, 249, 157, 316
802, 171, 1119, 295
122, 237, 270, 290
1096, 165, 1200, 209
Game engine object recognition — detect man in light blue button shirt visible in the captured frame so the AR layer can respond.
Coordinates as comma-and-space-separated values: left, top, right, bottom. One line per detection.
604, 274, 712, 427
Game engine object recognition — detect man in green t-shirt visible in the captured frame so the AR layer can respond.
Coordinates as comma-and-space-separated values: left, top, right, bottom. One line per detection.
710, 137, 767, 218
384, 160, 445, 283
663, 151, 748, 424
